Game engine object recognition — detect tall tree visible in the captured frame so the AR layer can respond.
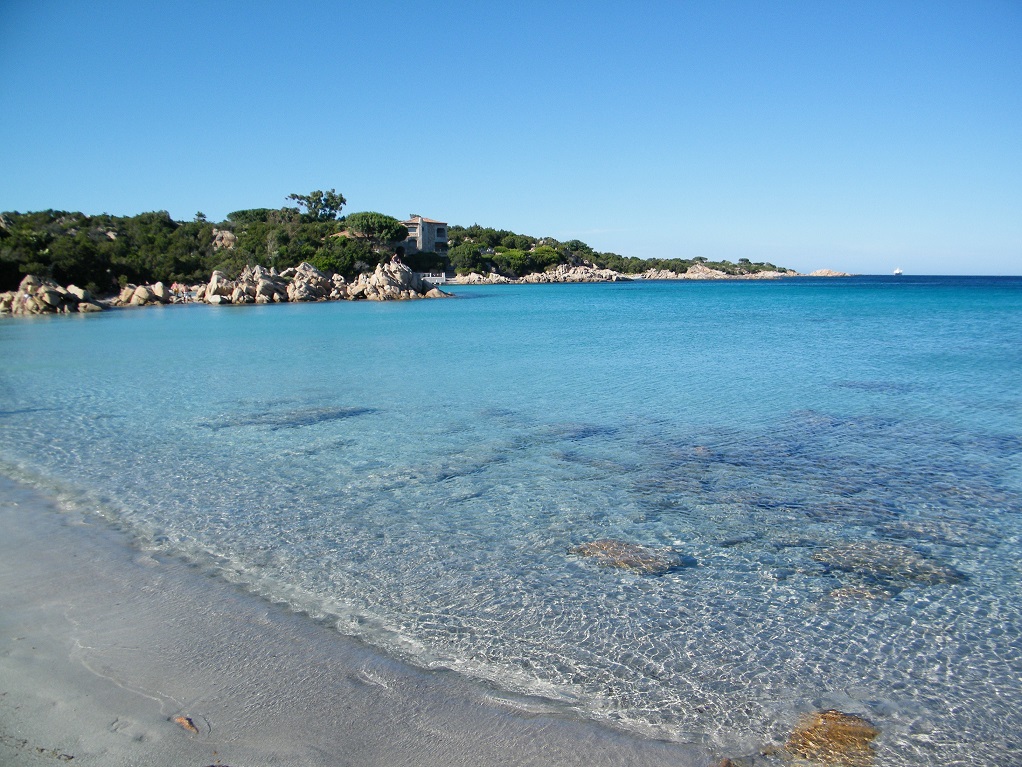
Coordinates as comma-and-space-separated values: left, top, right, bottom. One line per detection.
286, 189, 346, 221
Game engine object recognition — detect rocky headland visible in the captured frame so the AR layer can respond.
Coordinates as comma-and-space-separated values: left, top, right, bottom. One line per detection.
638, 262, 794, 280
2, 258, 856, 317
1, 260, 449, 316
449, 260, 809, 284
188, 259, 449, 306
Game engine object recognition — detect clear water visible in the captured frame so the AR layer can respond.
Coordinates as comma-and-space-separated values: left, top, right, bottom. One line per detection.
2, 276, 1021, 763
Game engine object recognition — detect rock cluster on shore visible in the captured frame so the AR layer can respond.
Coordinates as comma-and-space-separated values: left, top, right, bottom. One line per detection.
2, 260, 449, 317
111, 281, 175, 307
451, 263, 631, 284
641, 263, 794, 280
3, 258, 856, 317
519, 263, 631, 283
453, 271, 516, 284
450, 261, 799, 284
0, 275, 104, 315
196, 260, 448, 305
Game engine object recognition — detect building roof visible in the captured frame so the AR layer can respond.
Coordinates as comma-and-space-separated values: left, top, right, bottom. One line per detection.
402, 215, 447, 225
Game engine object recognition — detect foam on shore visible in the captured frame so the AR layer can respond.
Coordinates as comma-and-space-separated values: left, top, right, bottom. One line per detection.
0, 474, 710, 767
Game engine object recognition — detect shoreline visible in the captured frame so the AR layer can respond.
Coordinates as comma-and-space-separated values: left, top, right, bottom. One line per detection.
0, 473, 711, 767
445, 262, 811, 285
1, 261, 854, 317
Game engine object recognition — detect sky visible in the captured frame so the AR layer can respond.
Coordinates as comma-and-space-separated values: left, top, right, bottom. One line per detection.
1, 1, 1020, 275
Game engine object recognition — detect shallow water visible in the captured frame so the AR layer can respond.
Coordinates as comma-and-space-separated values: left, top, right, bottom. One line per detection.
2, 276, 1021, 762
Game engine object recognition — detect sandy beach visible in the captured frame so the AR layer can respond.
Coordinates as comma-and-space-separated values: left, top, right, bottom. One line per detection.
0, 474, 711, 767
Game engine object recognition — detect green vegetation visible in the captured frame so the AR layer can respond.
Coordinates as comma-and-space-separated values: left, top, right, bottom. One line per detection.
445, 224, 789, 278
342, 212, 408, 252
0, 190, 376, 293
0, 209, 212, 295
0, 191, 791, 293
286, 189, 347, 222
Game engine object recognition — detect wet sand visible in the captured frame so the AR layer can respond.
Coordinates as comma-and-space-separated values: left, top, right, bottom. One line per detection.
0, 475, 711, 767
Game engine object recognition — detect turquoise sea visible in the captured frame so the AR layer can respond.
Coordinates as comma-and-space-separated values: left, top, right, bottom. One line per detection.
2, 276, 1021, 763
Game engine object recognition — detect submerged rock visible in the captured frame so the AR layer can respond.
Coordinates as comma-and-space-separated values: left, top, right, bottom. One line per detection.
786, 710, 879, 766
199, 405, 377, 432
568, 539, 692, 575
813, 541, 964, 587
875, 518, 999, 548
828, 585, 893, 601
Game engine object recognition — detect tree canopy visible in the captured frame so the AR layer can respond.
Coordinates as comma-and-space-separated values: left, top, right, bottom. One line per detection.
286, 189, 346, 222
0, 192, 792, 293
342, 212, 408, 252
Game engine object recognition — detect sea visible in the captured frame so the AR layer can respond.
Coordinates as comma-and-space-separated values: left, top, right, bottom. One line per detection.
2, 275, 1020, 764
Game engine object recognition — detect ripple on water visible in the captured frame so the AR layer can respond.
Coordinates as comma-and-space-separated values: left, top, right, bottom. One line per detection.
1, 279, 1021, 765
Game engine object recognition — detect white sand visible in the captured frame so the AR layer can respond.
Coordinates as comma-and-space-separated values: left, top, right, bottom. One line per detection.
0, 475, 711, 766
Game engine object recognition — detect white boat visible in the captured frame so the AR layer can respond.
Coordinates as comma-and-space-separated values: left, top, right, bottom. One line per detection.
893, 268, 904, 276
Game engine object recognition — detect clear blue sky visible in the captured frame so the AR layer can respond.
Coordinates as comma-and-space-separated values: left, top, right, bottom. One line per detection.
2, 1, 1020, 275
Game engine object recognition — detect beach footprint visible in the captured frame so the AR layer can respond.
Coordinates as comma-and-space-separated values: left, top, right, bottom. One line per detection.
108, 717, 148, 743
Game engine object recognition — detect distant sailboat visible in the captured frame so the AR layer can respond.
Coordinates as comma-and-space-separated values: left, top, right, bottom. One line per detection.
893, 267, 904, 276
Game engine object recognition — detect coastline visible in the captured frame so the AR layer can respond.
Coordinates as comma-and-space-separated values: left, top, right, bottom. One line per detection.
0, 473, 711, 767
445, 262, 820, 285
1, 260, 853, 318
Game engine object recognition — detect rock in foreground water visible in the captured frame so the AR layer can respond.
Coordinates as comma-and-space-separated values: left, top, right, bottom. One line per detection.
813, 541, 964, 587
786, 709, 879, 766
568, 539, 691, 575
828, 586, 893, 601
